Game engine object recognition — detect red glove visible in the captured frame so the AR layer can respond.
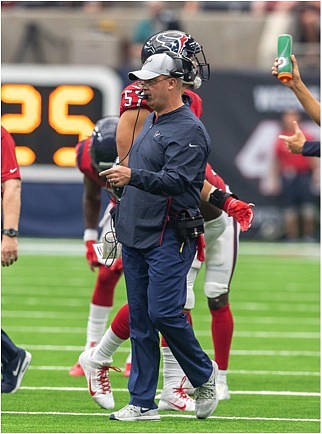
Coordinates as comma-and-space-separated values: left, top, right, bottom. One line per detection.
223, 197, 254, 232
85, 240, 100, 270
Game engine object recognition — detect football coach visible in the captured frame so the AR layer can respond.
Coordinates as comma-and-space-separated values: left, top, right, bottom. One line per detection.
100, 52, 218, 421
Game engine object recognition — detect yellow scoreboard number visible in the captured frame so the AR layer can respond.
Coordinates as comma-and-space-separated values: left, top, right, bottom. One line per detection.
1, 65, 122, 167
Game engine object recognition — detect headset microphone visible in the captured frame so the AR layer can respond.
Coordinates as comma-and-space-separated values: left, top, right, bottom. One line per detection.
138, 90, 148, 100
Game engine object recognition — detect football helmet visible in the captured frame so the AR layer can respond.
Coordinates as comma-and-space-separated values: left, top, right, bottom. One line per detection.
90, 116, 119, 172
141, 30, 210, 87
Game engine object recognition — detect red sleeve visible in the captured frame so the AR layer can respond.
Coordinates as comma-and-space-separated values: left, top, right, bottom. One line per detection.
184, 89, 203, 118
76, 138, 105, 187
1, 126, 21, 181
205, 163, 226, 191
119, 82, 153, 117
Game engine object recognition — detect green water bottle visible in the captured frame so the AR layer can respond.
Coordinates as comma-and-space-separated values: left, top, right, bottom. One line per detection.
277, 34, 293, 83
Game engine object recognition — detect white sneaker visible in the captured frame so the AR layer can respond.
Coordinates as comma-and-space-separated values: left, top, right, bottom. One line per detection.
195, 361, 219, 419
158, 376, 195, 411
217, 381, 230, 400
110, 404, 160, 421
79, 348, 121, 410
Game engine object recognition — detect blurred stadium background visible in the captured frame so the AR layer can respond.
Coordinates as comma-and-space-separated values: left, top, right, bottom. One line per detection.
1, 0, 320, 241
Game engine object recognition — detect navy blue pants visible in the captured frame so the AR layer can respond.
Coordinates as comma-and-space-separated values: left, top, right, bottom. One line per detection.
122, 228, 213, 409
1, 329, 18, 366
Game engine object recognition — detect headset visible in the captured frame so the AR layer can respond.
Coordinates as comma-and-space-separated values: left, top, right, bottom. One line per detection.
166, 51, 197, 84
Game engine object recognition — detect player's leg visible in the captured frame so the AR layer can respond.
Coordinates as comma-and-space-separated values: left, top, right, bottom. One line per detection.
78, 303, 129, 409
69, 261, 123, 376
1, 330, 32, 393
204, 215, 240, 400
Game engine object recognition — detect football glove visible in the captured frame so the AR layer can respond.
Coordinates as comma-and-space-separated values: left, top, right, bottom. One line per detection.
83, 229, 100, 271
85, 240, 100, 270
223, 196, 254, 232
208, 188, 254, 232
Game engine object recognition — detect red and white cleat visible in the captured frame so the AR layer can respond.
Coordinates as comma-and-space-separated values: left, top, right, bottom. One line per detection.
158, 376, 195, 411
79, 348, 121, 410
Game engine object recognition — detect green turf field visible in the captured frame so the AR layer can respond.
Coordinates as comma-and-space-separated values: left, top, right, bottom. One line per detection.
1, 239, 320, 433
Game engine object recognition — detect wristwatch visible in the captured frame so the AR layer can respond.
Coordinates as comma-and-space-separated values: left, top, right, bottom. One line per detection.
1, 228, 19, 237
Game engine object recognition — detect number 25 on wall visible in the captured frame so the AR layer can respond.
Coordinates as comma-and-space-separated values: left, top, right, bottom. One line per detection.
1, 84, 95, 165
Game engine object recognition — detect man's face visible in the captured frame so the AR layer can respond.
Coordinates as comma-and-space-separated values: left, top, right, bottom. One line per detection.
138, 75, 171, 111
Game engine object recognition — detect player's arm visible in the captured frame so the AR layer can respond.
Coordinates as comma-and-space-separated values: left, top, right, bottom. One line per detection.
116, 108, 151, 167
1, 178, 21, 266
272, 54, 320, 126
201, 179, 254, 232
83, 175, 102, 271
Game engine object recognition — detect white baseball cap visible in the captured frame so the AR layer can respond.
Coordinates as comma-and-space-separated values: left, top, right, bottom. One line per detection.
128, 53, 176, 81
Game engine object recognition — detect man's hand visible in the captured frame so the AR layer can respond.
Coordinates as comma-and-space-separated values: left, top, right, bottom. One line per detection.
99, 165, 131, 187
271, 54, 301, 89
278, 120, 306, 154
1, 236, 18, 267
223, 197, 255, 232
85, 240, 100, 271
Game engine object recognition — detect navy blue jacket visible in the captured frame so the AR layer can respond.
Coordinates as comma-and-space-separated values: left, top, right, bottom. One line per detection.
115, 105, 211, 249
303, 141, 320, 157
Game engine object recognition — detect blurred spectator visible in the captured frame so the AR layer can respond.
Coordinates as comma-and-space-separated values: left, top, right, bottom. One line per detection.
200, 1, 252, 12
252, 1, 320, 43
251, 1, 297, 14
266, 110, 318, 242
1, 1, 85, 7
295, 1, 320, 44
132, 1, 181, 45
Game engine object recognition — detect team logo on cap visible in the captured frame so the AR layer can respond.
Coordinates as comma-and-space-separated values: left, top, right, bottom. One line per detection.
144, 57, 153, 66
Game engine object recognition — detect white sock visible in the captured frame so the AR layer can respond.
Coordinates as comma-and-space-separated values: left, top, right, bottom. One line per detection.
85, 303, 112, 350
218, 369, 227, 384
162, 347, 186, 389
92, 326, 125, 364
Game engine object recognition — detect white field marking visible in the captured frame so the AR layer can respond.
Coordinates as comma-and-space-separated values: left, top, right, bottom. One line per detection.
228, 369, 320, 377
6, 326, 87, 334
1, 410, 320, 423
17, 387, 321, 397
231, 302, 320, 313
2, 298, 319, 313
2, 311, 87, 319
3, 310, 319, 326
1, 298, 86, 307
18, 238, 320, 258
7, 326, 320, 339
3, 287, 320, 302
27, 365, 320, 377
234, 316, 320, 325
3, 288, 95, 296
197, 331, 320, 339
15, 344, 320, 357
